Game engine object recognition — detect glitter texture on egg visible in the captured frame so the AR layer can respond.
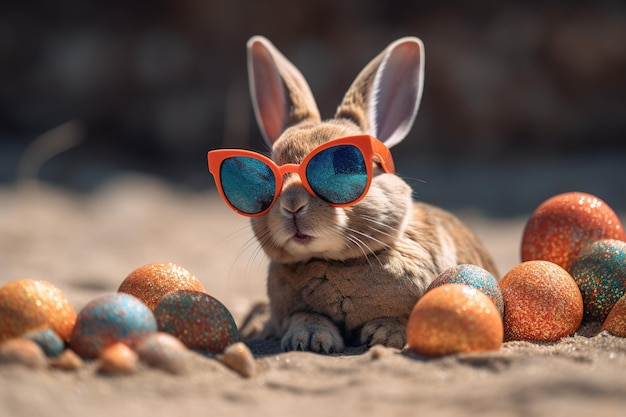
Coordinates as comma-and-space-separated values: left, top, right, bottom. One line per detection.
426, 264, 504, 316
499, 261, 583, 342
602, 293, 626, 337
521, 192, 625, 271
407, 284, 503, 357
70, 293, 158, 359
0, 279, 77, 344
154, 290, 239, 353
569, 239, 626, 323
118, 262, 206, 311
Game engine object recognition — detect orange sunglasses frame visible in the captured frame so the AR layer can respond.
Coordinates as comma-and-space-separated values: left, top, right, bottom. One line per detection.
207, 134, 395, 217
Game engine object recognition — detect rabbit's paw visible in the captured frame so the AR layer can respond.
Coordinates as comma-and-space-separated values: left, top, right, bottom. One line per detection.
281, 313, 345, 353
360, 317, 407, 349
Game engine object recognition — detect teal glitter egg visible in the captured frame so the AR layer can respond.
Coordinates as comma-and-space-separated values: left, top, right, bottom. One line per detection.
569, 239, 626, 323
154, 290, 239, 353
426, 264, 504, 316
69, 293, 157, 359
23, 328, 65, 358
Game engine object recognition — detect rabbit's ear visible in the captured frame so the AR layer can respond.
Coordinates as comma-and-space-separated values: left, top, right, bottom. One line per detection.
247, 36, 321, 146
336, 37, 424, 148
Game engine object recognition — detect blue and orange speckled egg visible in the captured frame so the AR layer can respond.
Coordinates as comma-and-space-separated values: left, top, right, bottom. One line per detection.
407, 284, 503, 357
426, 264, 504, 316
23, 328, 65, 358
602, 293, 626, 337
70, 293, 157, 359
521, 192, 625, 271
499, 261, 583, 342
569, 239, 626, 323
118, 262, 205, 311
154, 290, 238, 353
0, 279, 76, 344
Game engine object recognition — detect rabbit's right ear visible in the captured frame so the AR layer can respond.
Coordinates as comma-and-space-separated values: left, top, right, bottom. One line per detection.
336, 37, 424, 148
247, 36, 321, 147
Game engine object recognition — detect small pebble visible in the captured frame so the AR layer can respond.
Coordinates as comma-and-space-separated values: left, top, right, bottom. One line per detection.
0, 338, 47, 369
23, 328, 65, 358
368, 344, 394, 360
217, 342, 257, 378
135, 332, 190, 374
49, 349, 83, 371
99, 343, 138, 375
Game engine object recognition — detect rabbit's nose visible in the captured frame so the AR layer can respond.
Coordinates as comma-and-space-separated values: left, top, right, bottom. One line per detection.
280, 183, 310, 214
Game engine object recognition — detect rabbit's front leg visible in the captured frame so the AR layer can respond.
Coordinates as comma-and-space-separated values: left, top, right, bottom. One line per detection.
282, 312, 345, 353
360, 317, 408, 349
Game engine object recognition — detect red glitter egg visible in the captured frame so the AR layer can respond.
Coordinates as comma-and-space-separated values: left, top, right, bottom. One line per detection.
118, 262, 205, 311
407, 284, 503, 357
499, 261, 583, 342
602, 293, 626, 337
521, 192, 625, 271
0, 279, 77, 344
154, 290, 238, 353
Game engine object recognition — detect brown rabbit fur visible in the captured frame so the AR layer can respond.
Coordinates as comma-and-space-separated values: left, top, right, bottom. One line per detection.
238, 36, 498, 353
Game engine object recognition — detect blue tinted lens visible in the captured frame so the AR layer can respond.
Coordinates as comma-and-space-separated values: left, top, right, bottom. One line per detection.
306, 145, 367, 204
220, 156, 276, 214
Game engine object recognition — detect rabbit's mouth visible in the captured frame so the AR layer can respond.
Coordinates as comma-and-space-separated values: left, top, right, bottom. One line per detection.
292, 231, 313, 245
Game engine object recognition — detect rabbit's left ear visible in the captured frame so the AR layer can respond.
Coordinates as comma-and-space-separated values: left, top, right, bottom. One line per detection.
336, 37, 424, 148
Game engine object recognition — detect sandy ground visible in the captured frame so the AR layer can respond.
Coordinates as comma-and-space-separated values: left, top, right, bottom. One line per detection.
1, 176, 626, 417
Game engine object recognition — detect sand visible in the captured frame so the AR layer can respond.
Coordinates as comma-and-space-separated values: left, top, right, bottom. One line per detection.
1, 176, 626, 417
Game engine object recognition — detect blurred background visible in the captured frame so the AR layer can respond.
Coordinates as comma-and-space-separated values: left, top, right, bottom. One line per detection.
1, 0, 625, 216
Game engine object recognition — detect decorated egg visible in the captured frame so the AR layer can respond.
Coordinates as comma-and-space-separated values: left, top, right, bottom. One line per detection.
407, 284, 503, 357
0, 279, 76, 343
569, 239, 626, 323
154, 290, 238, 353
118, 262, 205, 311
23, 328, 65, 358
70, 293, 157, 359
602, 293, 626, 337
426, 264, 504, 316
521, 192, 625, 270
499, 261, 583, 341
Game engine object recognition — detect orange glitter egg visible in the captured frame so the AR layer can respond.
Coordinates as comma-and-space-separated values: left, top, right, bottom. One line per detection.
0, 279, 77, 343
602, 293, 626, 338
521, 192, 625, 271
499, 261, 583, 342
118, 262, 205, 311
407, 284, 503, 357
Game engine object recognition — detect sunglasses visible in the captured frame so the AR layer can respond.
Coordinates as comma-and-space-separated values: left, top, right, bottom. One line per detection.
207, 135, 395, 217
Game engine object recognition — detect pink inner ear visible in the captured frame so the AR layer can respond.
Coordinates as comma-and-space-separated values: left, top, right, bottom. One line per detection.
370, 41, 423, 148
250, 42, 287, 144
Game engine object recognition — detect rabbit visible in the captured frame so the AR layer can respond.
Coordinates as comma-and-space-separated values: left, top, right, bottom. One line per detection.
232, 35, 498, 354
